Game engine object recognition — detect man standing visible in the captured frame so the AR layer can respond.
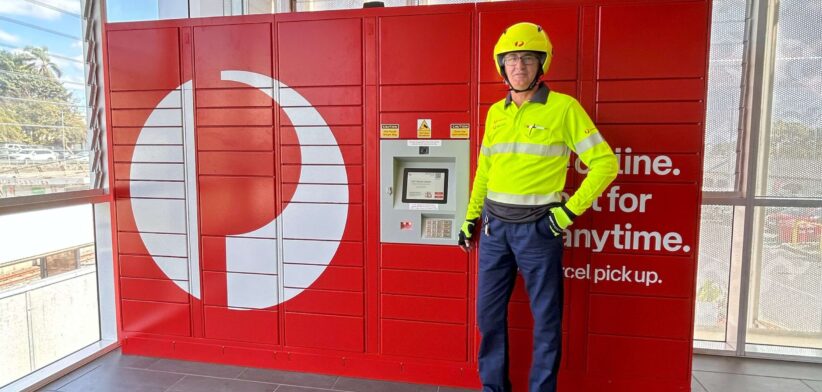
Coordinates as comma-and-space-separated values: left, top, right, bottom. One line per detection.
458, 22, 619, 392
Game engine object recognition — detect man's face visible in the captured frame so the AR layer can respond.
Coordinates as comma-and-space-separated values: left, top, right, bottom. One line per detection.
502, 51, 540, 91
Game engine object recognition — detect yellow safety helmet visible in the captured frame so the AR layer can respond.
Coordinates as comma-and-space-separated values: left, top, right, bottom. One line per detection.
493, 22, 553, 76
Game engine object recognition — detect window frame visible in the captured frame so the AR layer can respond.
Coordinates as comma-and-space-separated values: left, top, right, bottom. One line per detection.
695, 0, 822, 363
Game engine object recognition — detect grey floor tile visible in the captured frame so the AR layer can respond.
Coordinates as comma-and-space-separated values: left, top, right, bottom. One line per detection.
239, 367, 338, 389
694, 371, 815, 392
39, 362, 103, 391
147, 358, 246, 378
693, 355, 822, 381
168, 375, 279, 392
691, 376, 707, 392
333, 376, 437, 392
803, 379, 822, 392
56, 366, 184, 392
276, 386, 338, 392
40, 349, 153, 391
94, 349, 160, 370
439, 387, 480, 392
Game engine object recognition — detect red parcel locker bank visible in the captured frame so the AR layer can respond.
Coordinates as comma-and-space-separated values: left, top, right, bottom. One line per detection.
104, 0, 709, 390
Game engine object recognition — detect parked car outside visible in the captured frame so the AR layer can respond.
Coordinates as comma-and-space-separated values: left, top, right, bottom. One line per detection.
8, 149, 58, 164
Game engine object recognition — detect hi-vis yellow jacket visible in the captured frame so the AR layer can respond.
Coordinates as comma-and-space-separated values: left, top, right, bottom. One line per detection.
465, 88, 619, 221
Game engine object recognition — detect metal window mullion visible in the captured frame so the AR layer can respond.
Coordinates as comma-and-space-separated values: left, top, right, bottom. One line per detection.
733, 0, 780, 358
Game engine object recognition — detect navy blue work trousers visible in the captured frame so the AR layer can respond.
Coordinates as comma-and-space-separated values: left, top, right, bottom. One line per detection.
477, 213, 564, 392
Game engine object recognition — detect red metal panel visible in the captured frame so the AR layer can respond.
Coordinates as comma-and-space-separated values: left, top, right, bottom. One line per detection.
201, 271, 227, 306
600, 124, 703, 154
508, 327, 533, 374
589, 295, 692, 340
110, 90, 176, 109
222, 346, 278, 369
288, 266, 363, 292
280, 106, 362, 127
381, 319, 467, 361
378, 112, 470, 140
381, 295, 467, 324
380, 85, 469, 112
117, 232, 149, 255
196, 88, 273, 107
280, 126, 363, 146
197, 108, 273, 126
198, 152, 274, 176
379, 13, 470, 85
201, 236, 226, 272
381, 244, 467, 273
598, 2, 709, 79
586, 183, 699, 256
381, 270, 467, 299
112, 127, 181, 146
110, 109, 161, 127
285, 313, 364, 352
587, 335, 691, 380
478, 6, 579, 83
278, 19, 362, 87
197, 127, 274, 151
111, 145, 134, 164
284, 241, 363, 267
588, 254, 695, 299
194, 24, 272, 89
281, 164, 363, 184
344, 205, 365, 242
507, 301, 533, 329
285, 289, 364, 317
121, 300, 191, 336
120, 277, 189, 303
596, 102, 705, 124
598, 79, 706, 102
107, 28, 180, 91
120, 255, 179, 280
279, 86, 362, 107
576, 153, 703, 184
198, 176, 275, 236
204, 306, 279, 344
281, 146, 362, 165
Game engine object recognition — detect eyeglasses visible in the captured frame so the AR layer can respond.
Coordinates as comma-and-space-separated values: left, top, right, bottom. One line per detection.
503, 54, 539, 66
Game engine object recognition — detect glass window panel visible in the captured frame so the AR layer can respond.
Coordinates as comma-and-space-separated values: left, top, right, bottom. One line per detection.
702, 0, 747, 192
694, 205, 735, 342
246, 0, 277, 14
0, 204, 99, 388
0, 0, 92, 199
761, 0, 822, 198
295, 0, 411, 12
748, 206, 822, 355
105, 0, 162, 22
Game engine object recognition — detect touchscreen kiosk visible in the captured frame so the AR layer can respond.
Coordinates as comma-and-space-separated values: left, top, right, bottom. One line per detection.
380, 140, 469, 245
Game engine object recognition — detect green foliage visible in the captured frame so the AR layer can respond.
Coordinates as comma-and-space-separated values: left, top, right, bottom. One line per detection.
770, 120, 821, 159
697, 280, 722, 303
0, 48, 86, 147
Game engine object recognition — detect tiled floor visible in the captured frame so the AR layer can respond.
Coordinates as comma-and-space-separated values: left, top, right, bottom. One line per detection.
38, 349, 822, 392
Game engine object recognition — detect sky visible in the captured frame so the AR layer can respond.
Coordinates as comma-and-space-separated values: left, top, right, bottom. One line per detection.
0, 0, 161, 106
0, 0, 87, 103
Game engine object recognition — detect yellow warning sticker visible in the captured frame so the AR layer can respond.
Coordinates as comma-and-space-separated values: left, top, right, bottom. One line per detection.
450, 123, 470, 139
380, 124, 399, 139
417, 119, 432, 139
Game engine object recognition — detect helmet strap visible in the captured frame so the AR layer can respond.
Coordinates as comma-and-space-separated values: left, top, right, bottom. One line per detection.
504, 69, 543, 93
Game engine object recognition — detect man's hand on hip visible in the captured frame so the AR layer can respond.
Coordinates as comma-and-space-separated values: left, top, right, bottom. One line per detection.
546, 205, 576, 237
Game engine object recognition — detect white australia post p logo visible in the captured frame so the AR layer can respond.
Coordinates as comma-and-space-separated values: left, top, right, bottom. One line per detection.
130, 70, 348, 309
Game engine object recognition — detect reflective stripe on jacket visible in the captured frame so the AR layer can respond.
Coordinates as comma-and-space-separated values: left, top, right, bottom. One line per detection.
465, 88, 619, 221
